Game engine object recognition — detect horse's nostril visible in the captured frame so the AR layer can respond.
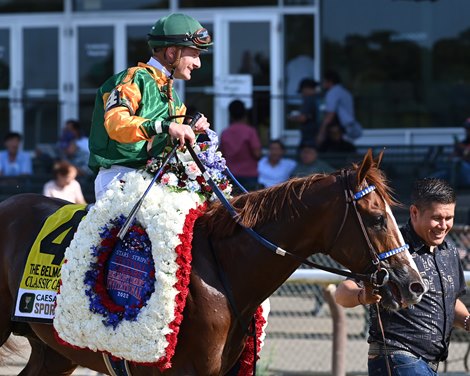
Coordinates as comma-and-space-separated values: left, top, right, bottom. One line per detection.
409, 282, 425, 295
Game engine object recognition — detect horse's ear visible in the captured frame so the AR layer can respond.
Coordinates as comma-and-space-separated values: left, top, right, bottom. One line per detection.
357, 149, 374, 185
374, 149, 385, 169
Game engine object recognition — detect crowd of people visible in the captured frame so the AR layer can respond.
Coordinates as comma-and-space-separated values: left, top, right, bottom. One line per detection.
0, 119, 90, 204
221, 70, 360, 191
1, 11, 469, 207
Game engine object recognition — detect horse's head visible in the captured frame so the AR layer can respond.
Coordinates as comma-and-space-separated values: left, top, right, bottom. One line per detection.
330, 149, 425, 311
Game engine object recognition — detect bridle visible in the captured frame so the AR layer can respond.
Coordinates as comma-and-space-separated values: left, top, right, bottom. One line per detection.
186, 144, 410, 288
321, 169, 410, 287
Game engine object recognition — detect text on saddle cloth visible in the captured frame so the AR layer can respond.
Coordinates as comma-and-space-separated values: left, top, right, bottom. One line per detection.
13, 204, 87, 323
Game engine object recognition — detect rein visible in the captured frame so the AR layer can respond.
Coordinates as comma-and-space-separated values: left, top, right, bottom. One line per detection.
185, 142, 408, 286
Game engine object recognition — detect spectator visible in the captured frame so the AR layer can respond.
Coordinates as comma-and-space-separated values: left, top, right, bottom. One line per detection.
57, 120, 77, 159
67, 119, 89, 154
335, 178, 469, 375
58, 119, 92, 176
291, 143, 334, 177
43, 161, 86, 204
288, 78, 321, 148
0, 132, 32, 177
430, 118, 470, 187
285, 55, 314, 105
220, 100, 261, 191
451, 118, 470, 186
65, 142, 92, 176
317, 70, 362, 145
258, 139, 297, 188
318, 123, 357, 154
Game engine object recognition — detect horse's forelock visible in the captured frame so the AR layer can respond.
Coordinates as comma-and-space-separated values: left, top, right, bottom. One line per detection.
355, 163, 396, 207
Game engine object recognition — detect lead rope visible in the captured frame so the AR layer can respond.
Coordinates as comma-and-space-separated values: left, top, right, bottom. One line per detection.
375, 303, 392, 376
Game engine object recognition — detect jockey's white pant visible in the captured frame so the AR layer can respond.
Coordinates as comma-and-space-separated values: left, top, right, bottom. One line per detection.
94, 165, 135, 201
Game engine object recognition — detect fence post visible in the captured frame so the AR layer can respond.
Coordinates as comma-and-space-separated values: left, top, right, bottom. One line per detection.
323, 284, 346, 376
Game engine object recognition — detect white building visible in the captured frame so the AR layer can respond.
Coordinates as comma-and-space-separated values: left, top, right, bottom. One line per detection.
0, 0, 469, 150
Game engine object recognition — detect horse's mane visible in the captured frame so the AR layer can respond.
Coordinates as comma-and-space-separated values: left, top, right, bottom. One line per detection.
200, 163, 395, 237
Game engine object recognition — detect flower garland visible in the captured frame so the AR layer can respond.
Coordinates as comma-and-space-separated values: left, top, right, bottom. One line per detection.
54, 132, 270, 372
146, 129, 232, 201
237, 299, 270, 376
54, 171, 206, 366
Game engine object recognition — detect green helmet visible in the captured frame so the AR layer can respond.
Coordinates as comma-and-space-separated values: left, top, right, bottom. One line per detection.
147, 13, 212, 51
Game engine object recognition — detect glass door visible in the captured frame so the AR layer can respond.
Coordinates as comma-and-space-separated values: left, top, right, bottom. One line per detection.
22, 27, 60, 150
214, 14, 281, 146
76, 25, 115, 137
0, 29, 10, 139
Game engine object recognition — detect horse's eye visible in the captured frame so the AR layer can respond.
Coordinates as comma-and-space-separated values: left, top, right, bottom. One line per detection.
374, 215, 386, 229
364, 213, 387, 230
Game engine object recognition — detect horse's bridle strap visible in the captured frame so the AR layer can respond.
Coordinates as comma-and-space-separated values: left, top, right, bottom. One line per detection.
378, 244, 410, 260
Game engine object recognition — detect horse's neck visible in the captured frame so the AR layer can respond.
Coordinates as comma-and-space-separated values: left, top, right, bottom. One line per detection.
215, 215, 327, 311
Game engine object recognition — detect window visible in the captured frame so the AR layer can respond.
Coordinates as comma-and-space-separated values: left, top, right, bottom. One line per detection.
0, 0, 62, 13
322, 0, 470, 128
180, 0, 276, 7
0, 29, 9, 90
0, 29, 9, 137
73, 0, 168, 11
78, 26, 114, 136
23, 28, 59, 148
284, 14, 315, 131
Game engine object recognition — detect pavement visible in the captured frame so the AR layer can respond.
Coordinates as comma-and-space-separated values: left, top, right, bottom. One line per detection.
0, 337, 103, 376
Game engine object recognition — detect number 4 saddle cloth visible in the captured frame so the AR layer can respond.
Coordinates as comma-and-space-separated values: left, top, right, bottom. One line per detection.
12, 204, 87, 323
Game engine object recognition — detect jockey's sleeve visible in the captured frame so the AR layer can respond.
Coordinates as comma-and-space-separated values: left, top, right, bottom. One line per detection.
103, 81, 171, 144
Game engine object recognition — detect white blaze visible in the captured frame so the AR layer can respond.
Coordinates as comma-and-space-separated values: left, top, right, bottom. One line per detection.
385, 203, 420, 275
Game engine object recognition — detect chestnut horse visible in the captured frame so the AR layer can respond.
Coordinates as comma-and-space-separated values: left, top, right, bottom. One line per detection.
0, 151, 425, 375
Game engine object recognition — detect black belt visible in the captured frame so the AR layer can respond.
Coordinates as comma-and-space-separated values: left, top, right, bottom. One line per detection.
369, 344, 439, 372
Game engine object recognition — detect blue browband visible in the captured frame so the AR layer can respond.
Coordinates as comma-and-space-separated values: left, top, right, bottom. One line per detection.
353, 185, 377, 200
353, 184, 409, 261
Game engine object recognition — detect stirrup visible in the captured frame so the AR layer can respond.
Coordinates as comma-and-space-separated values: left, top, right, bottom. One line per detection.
102, 353, 132, 376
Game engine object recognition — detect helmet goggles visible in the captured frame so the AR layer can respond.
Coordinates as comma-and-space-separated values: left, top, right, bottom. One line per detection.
147, 28, 212, 50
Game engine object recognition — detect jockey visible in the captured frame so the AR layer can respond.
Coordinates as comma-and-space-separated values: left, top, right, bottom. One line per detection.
89, 13, 212, 201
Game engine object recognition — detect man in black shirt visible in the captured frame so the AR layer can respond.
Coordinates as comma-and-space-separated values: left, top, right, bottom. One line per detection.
335, 178, 469, 375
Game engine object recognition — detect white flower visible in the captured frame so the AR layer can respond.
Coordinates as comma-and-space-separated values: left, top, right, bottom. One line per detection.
184, 161, 201, 180
160, 172, 178, 186
54, 172, 204, 364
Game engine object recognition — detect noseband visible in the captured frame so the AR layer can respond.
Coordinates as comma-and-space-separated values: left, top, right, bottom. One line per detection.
186, 144, 409, 287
